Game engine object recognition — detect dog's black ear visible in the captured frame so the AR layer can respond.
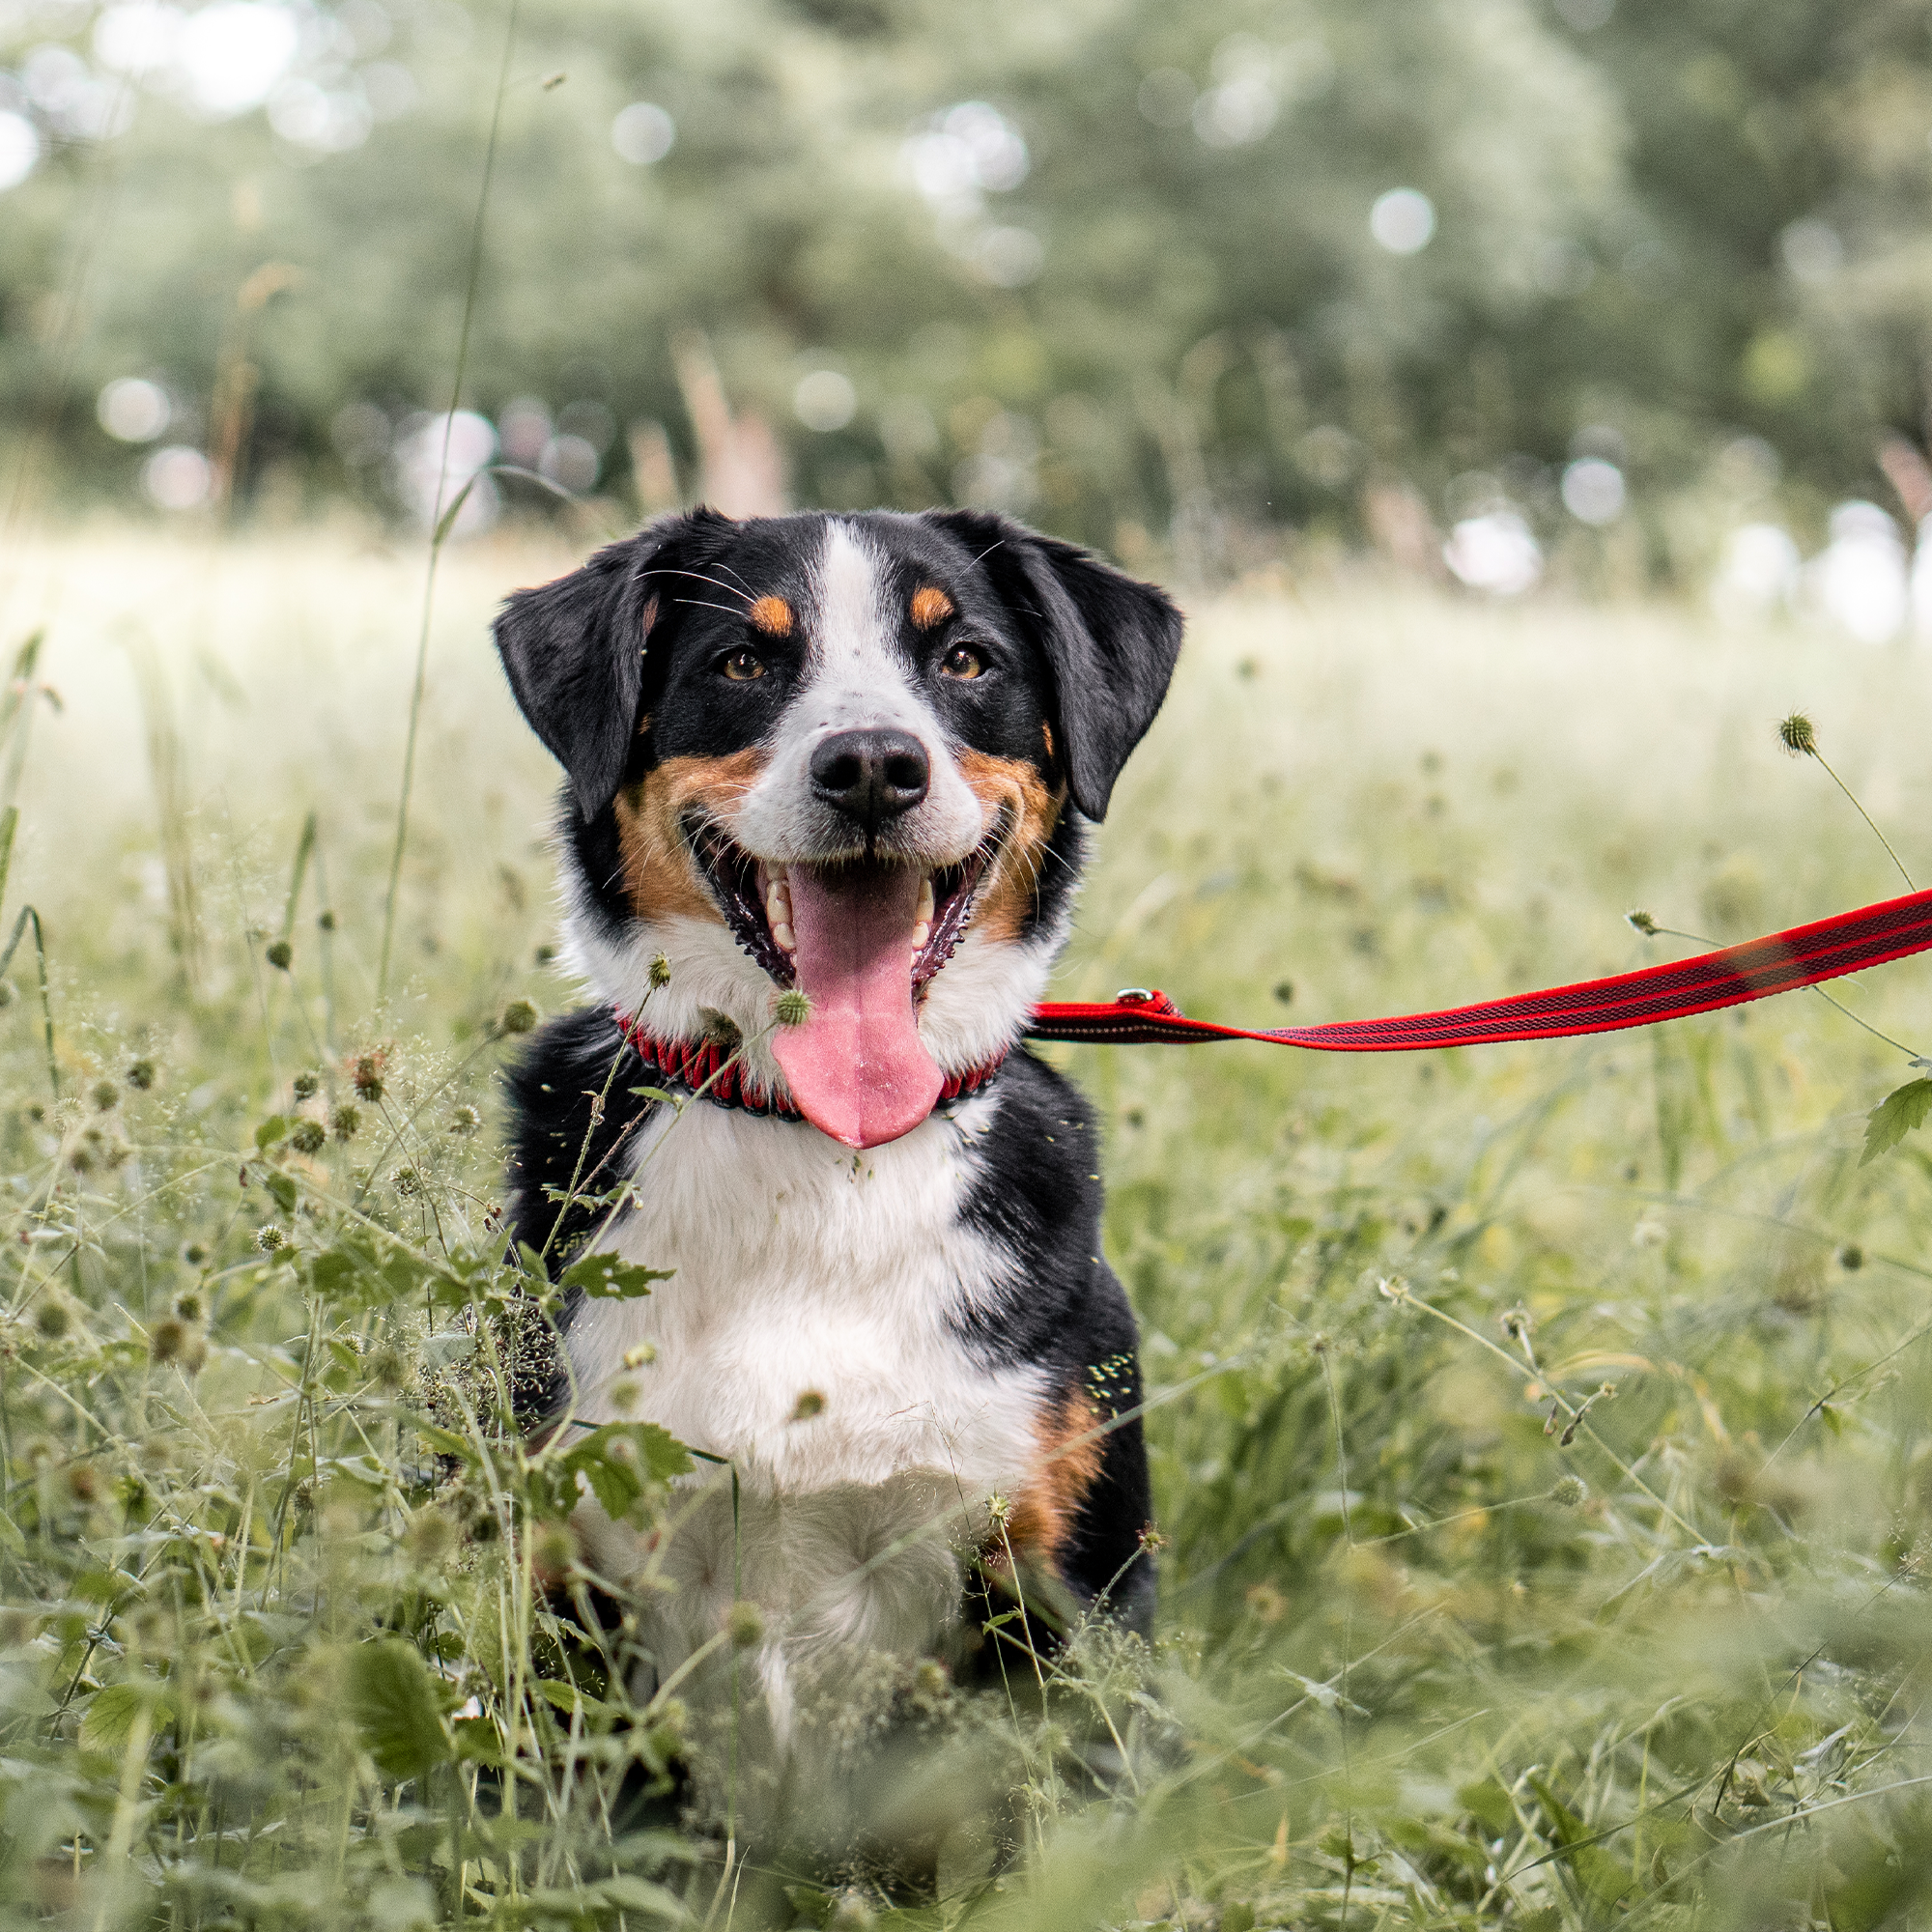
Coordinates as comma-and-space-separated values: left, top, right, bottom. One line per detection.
924, 510, 1182, 821
493, 511, 724, 820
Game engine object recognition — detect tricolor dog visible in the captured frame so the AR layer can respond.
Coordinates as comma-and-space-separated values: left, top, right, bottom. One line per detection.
494, 508, 1180, 1806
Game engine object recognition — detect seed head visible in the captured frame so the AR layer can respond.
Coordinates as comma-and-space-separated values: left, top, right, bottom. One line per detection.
448, 1104, 482, 1136
149, 1318, 206, 1372
265, 940, 293, 971
292, 1069, 321, 1101
621, 1342, 657, 1369
1138, 1522, 1166, 1554
530, 1520, 576, 1578
788, 1388, 825, 1422
649, 952, 672, 987
1626, 909, 1658, 937
724, 1600, 765, 1649
350, 1050, 386, 1101
405, 1508, 460, 1567
498, 998, 539, 1037
330, 1102, 361, 1140
1777, 712, 1818, 756
91, 1080, 119, 1113
172, 1288, 205, 1323
1838, 1243, 1864, 1271
256, 1224, 285, 1253
127, 1058, 156, 1091
317, 909, 336, 931
775, 989, 811, 1028
393, 1166, 421, 1199
288, 1119, 327, 1155
33, 1298, 71, 1340
1551, 1474, 1588, 1508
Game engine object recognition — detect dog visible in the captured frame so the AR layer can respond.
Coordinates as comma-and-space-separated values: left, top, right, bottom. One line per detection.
493, 507, 1181, 1831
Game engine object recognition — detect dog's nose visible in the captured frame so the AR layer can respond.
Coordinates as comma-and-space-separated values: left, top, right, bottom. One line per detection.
810, 728, 930, 833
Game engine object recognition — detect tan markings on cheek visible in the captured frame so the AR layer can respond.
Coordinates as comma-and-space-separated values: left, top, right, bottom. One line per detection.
1040, 721, 1053, 759
955, 749, 1064, 943
910, 585, 954, 630
611, 750, 768, 922
749, 595, 793, 638
994, 1391, 1104, 1573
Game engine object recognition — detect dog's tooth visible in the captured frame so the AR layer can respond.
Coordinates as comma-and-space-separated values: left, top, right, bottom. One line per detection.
917, 877, 935, 923
910, 920, 930, 952
772, 920, 796, 952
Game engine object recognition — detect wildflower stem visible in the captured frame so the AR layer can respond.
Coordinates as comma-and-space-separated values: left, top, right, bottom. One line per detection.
378, 0, 522, 1003
1811, 750, 1916, 893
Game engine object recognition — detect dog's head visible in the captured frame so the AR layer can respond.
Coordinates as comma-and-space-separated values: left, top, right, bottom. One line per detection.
495, 509, 1181, 1149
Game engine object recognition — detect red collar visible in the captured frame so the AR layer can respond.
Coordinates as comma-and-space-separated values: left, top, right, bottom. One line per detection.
612, 1008, 1009, 1122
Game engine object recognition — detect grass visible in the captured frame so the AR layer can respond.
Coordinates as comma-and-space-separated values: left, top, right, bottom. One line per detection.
4, 524, 1932, 1928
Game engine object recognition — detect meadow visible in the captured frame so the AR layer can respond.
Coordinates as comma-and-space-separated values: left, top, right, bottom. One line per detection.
3, 523, 1932, 1929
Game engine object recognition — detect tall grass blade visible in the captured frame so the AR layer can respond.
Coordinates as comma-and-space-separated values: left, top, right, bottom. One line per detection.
377, 0, 525, 1005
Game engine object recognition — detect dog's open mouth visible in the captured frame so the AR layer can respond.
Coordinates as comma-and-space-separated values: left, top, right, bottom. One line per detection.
691, 825, 991, 1150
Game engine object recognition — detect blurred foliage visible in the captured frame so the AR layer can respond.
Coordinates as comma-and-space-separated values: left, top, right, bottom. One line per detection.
1, 0, 1930, 566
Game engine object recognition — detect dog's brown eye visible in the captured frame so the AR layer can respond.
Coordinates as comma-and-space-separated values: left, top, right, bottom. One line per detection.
940, 644, 985, 681
721, 649, 765, 683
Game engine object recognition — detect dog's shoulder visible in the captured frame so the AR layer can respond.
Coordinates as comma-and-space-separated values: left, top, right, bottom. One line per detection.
502, 1005, 662, 1268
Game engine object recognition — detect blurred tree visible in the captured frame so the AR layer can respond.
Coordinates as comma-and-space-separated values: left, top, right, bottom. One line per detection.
0, 0, 1926, 571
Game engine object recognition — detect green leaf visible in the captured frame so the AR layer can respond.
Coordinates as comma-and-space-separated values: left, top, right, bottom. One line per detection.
402, 1414, 474, 1461
535, 1678, 610, 1719
80, 1682, 175, 1754
560, 1252, 675, 1300
1861, 1078, 1932, 1165
254, 1115, 289, 1150
346, 1638, 453, 1782
1528, 1774, 1634, 1908
558, 1422, 693, 1520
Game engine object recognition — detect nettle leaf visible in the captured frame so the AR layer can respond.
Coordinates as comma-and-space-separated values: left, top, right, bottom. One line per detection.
346, 1638, 454, 1782
1861, 1077, 1932, 1166
253, 1115, 290, 1151
559, 1423, 692, 1520
80, 1682, 176, 1754
560, 1252, 674, 1301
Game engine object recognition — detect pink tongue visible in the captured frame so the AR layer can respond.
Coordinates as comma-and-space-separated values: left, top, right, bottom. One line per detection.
771, 863, 942, 1149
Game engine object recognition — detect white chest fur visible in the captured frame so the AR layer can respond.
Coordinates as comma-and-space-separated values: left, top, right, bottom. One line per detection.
561, 1090, 1041, 1501
557, 1094, 1041, 1746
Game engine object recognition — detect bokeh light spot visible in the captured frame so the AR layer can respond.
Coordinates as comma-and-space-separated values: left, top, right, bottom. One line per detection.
1370, 187, 1435, 255
99, 377, 171, 442
611, 101, 674, 165
794, 370, 857, 433
142, 445, 212, 511
1561, 458, 1625, 525
1443, 511, 1542, 595
0, 111, 41, 191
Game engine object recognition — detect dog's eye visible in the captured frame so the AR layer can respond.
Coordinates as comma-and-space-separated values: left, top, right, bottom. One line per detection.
939, 644, 985, 681
720, 649, 766, 683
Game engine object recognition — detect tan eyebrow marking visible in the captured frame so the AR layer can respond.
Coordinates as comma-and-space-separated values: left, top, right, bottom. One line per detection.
749, 595, 794, 637
910, 585, 954, 630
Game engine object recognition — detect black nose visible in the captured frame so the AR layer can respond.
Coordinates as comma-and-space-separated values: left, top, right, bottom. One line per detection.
809, 728, 930, 833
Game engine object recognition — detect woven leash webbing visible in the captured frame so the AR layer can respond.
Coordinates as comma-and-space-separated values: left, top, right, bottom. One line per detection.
1027, 887, 1932, 1053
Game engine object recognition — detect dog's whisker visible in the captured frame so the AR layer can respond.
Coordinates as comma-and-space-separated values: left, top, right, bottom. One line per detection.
636, 566, 754, 607
673, 596, 756, 619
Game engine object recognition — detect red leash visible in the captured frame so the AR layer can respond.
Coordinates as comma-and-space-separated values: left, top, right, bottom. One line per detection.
1028, 887, 1932, 1053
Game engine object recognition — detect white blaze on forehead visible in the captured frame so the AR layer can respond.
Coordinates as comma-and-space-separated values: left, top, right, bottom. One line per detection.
728, 519, 983, 863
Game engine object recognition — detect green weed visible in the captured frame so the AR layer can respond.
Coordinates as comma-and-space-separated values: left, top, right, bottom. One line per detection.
3, 536, 1932, 1927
